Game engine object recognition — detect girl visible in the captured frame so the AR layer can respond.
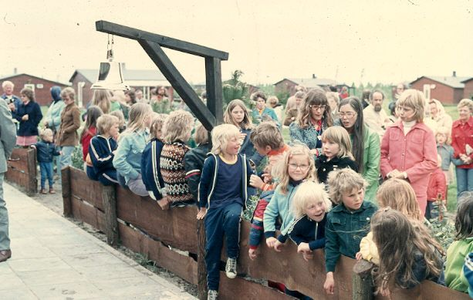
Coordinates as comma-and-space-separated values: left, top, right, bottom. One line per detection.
57, 87, 81, 169
87, 114, 119, 186
80, 106, 103, 168
371, 208, 443, 295
141, 113, 168, 209
445, 193, 473, 293
197, 124, 253, 300
160, 110, 195, 207
316, 126, 358, 184
109, 110, 126, 134
113, 103, 152, 196
264, 144, 317, 251
15, 88, 43, 146
323, 168, 377, 295
380, 89, 437, 215
289, 89, 333, 156
338, 96, 380, 202
91, 90, 112, 114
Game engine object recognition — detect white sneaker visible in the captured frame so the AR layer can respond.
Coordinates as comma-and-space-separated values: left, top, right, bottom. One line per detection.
208, 290, 218, 300
225, 257, 237, 279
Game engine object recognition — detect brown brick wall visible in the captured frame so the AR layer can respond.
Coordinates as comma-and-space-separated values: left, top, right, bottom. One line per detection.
463, 81, 473, 100
410, 78, 459, 105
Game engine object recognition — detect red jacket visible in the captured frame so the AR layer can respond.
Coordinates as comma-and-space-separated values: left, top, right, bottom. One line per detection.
81, 126, 96, 161
427, 168, 447, 201
451, 116, 473, 169
381, 121, 438, 213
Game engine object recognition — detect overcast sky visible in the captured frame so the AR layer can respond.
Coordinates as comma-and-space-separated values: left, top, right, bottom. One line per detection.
2, 0, 473, 86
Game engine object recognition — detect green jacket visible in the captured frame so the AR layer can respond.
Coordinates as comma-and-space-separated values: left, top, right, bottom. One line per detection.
325, 201, 377, 273
445, 238, 473, 293
361, 127, 380, 202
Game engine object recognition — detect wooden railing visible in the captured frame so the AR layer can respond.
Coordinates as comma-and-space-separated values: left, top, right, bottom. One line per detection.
61, 167, 470, 300
6, 148, 37, 195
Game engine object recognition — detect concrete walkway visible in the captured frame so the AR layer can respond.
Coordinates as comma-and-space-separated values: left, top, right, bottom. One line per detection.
0, 183, 196, 300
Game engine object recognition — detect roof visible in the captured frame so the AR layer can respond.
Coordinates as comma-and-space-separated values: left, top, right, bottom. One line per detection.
411, 76, 470, 89
70, 69, 166, 84
0, 73, 69, 86
274, 77, 347, 87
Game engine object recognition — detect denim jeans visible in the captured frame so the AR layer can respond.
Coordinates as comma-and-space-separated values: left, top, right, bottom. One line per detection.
60, 146, 75, 169
39, 162, 54, 189
456, 167, 473, 196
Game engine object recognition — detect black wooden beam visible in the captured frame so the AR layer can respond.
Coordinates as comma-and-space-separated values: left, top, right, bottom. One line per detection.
96, 20, 229, 60
139, 40, 217, 131
205, 57, 224, 125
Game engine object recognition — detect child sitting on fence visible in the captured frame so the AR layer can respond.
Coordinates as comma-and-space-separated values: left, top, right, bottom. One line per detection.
80, 106, 103, 170
197, 124, 253, 300
356, 178, 423, 265
323, 168, 377, 295
87, 114, 119, 186
264, 144, 317, 252
160, 110, 195, 207
371, 208, 443, 296
445, 192, 473, 293
141, 113, 168, 209
31, 128, 61, 194
113, 103, 152, 196
315, 126, 358, 184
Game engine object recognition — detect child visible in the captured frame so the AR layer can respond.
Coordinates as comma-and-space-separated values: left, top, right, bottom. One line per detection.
31, 128, 61, 194
371, 208, 443, 295
87, 114, 119, 186
113, 103, 152, 196
323, 168, 377, 295
436, 126, 462, 185
109, 109, 126, 134
264, 144, 317, 251
316, 126, 358, 184
197, 124, 253, 300
445, 193, 473, 293
160, 110, 195, 207
141, 113, 168, 208
426, 155, 447, 220
463, 252, 473, 298
380, 89, 438, 215
80, 105, 103, 168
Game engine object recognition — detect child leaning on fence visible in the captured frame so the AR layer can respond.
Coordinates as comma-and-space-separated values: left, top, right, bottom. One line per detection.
323, 168, 377, 295
31, 128, 61, 194
197, 124, 253, 300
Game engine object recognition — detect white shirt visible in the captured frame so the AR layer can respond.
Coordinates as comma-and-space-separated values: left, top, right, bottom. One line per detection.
363, 104, 390, 138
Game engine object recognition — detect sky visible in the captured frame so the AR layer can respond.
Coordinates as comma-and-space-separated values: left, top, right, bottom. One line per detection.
2, 0, 473, 86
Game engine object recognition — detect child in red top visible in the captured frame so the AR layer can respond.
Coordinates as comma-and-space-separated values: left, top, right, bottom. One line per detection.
80, 106, 103, 164
425, 155, 447, 220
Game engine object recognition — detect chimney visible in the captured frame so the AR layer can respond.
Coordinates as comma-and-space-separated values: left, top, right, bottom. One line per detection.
312, 74, 316, 79
13, 68, 17, 74
453, 71, 456, 77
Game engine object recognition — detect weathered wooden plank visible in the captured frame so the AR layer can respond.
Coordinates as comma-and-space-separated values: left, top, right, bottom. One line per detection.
205, 57, 223, 126
119, 222, 198, 285
70, 168, 104, 211
62, 167, 72, 217
71, 197, 106, 233
6, 148, 37, 195
102, 185, 118, 247
95, 20, 229, 60
219, 273, 294, 300
419, 281, 470, 300
116, 186, 198, 253
138, 40, 217, 132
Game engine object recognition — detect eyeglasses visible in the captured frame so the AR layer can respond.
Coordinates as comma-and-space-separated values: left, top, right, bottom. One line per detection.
309, 105, 326, 111
339, 112, 357, 118
288, 163, 310, 171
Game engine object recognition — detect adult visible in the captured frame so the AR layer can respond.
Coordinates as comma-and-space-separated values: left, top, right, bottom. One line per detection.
389, 82, 408, 113
1, 81, 21, 120
451, 99, 473, 196
44, 86, 66, 136
15, 88, 43, 146
289, 89, 333, 155
284, 91, 305, 126
429, 99, 453, 132
326, 91, 340, 121
360, 89, 370, 109
339, 97, 380, 202
0, 96, 16, 262
363, 90, 391, 138
135, 89, 148, 104
57, 87, 81, 169
250, 91, 279, 125
91, 90, 112, 114
151, 85, 171, 114
124, 89, 137, 106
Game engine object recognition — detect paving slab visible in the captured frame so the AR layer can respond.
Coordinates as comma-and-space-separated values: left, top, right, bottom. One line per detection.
0, 183, 196, 300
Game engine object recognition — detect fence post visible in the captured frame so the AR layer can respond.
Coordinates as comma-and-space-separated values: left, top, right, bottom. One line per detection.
197, 219, 207, 300
353, 259, 374, 300
26, 148, 37, 195
62, 167, 72, 217
102, 184, 119, 247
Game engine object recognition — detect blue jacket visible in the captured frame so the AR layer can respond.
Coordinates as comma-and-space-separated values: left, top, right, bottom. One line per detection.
184, 143, 211, 201
34, 141, 60, 163
44, 86, 65, 132
89, 135, 117, 175
278, 214, 327, 251
437, 144, 463, 171
240, 128, 264, 166
198, 153, 252, 209
141, 138, 165, 200
113, 129, 149, 184
251, 107, 280, 126
15, 101, 42, 136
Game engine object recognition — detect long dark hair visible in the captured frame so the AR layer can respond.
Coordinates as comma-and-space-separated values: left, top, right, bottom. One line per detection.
80, 105, 103, 140
455, 192, 473, 240
297, 89, 333, 129
339, 96, 364, 173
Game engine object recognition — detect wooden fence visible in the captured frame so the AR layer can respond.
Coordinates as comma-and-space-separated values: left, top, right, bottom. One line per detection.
61, 167, 470, 300
6, 148, 37, 195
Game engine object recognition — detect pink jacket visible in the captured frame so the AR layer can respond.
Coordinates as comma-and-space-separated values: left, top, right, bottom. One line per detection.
381, 121, 438, 213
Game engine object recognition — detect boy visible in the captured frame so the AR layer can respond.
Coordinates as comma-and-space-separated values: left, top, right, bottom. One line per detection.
31, 128, 61, 194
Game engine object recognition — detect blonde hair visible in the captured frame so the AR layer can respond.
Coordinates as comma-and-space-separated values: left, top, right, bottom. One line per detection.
211, 124, 240, 155
277, 144, 317, 194
162, 110, 194, 143
458, 98, 473, 113
40, 128, 54, 140
60, 87, 75, 101
91, 90, 112, 114
148, 113, 167, 140
96, 114, 119, 135
376, 178, 422, 221
327, 168, 366, 205
224, 99, 253, 130
267, 96, 279, 108
292, 181, 331, 218
109, 110, 125, 129
194, 123, 209, 145
250, 122, 284, 150
321, 126, 354, 160
397, 89, 425, 122
435, 126, 451, 145
124, 102, 152, 134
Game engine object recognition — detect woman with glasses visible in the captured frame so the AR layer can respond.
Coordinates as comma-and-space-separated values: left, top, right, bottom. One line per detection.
338, 96, 380, 202
289, 89, 333, 156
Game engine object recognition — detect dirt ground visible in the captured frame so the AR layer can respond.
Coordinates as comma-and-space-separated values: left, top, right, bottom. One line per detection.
10, 173, 198, 297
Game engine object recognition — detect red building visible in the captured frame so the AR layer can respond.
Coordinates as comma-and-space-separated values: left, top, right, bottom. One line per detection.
0, 73, 69, 106
461, 78, 473, 100
410, 73, 468, 105
274, 75, 349, 97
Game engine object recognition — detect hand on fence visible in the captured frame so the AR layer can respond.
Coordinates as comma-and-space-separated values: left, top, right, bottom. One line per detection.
355, 252, 363, 261
196, 207, 207, 220
248, 248, 257, 260
302, 252, 313, 262
297, 242, 310, 253
324, 272, 335, 295
273, 240, 283, 252
265, 237, 278, 249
